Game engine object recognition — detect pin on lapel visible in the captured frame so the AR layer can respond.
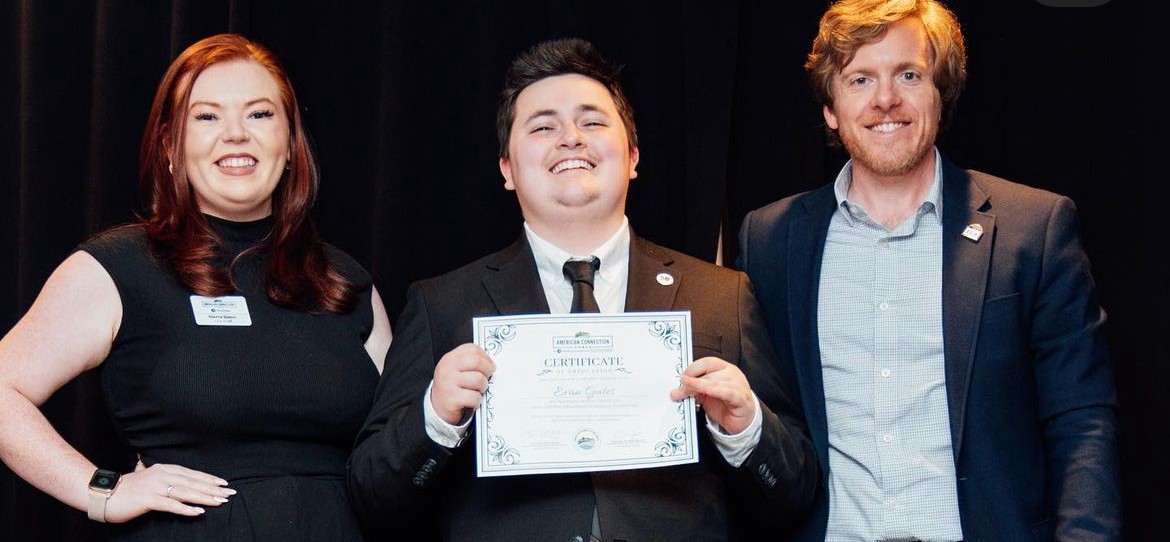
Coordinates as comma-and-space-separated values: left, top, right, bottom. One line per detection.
961, 223, 984, 242
656, 272, 674, 286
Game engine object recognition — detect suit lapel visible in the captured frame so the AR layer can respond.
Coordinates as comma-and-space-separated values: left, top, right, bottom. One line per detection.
625, 234, 680, 311
940, 161, 994, 460
481, 235, 551, 315
789, 187, 837, 467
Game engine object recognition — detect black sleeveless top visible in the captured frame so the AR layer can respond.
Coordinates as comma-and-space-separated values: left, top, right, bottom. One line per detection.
79, 216, 378, 541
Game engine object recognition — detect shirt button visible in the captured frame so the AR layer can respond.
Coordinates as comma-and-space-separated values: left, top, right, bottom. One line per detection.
878, 301, 889, 311
880, 368, 891, 378
882, 434, 893, 443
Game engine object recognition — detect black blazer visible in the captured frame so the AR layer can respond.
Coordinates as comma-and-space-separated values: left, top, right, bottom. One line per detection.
348, 233, 818, 541
736, 158, 1121, 541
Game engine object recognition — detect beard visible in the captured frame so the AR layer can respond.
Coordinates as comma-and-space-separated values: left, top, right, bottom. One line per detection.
838, 122, 937, 177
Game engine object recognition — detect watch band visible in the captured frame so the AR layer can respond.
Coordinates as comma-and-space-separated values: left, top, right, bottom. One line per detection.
87, 468, 120, 523
87, 489, 111, 522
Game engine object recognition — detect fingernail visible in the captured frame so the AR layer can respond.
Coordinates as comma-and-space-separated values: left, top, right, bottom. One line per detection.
224, 488, 237, 495
214, 497, 229, 503
194, 507, 206, 514
216, 479, 229, 486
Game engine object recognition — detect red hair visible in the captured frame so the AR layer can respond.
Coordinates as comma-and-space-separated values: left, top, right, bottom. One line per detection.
139, 33, 360, 313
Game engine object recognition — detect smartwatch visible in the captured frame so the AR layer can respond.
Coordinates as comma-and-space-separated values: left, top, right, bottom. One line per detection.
87, 468, 121, 522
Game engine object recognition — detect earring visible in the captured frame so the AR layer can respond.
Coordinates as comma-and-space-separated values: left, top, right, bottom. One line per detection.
168, 162, 174, 175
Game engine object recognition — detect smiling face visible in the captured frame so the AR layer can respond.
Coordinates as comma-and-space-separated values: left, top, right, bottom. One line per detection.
824, 17, 941, 181
182, 59, 290, 221
499, 73, 639, 243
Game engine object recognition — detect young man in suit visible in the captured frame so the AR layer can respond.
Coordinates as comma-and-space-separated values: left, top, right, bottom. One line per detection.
736, 0, 1121, 540
348, 38, 818, 541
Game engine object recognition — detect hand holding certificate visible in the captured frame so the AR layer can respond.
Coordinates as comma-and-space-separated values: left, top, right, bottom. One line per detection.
473, 312, 698, 477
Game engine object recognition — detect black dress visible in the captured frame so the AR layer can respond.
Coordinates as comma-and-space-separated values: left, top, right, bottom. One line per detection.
79, 216, 379, 541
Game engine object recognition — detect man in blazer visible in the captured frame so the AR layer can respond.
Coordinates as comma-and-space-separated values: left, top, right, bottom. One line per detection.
736, 1, 1120, 540
348, 38, 818, 541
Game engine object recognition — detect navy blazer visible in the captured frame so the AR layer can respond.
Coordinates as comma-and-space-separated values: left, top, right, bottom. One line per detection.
349, 233, 819, 541
736, 158, 1121, 541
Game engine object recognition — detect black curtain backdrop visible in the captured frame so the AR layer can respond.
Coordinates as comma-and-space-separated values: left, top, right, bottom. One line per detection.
1, 1, 1161, 540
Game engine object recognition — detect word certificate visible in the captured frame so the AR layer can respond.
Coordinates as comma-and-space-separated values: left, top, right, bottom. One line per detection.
473, 312, 698, 477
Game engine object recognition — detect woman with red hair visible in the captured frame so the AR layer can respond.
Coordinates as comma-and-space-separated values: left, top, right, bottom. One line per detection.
0, 34, 391, 540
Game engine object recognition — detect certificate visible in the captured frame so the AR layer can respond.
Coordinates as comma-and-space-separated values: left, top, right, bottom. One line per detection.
473, 311, 698, 477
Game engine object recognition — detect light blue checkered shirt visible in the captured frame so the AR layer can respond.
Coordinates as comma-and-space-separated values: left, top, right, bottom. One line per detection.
819, 150, 963, 542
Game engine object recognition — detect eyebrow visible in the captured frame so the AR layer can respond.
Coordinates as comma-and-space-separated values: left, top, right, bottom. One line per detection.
521, 104, 607, 124
188, 97, 277, 110
842, 59, 927, 76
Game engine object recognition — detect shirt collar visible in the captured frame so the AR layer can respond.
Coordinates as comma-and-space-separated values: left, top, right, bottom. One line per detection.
832, 147, 945, 224
523, 217, 631, 284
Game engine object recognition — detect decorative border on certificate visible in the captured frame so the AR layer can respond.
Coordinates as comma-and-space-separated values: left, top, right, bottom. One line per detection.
473, 312, 697, 477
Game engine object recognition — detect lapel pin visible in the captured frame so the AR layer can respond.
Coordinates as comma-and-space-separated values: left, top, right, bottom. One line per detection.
961, 223, 984, 242
656, 272, 674, 286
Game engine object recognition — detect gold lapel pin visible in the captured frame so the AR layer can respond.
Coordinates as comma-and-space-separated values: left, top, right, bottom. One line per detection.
961, 223, 984, 242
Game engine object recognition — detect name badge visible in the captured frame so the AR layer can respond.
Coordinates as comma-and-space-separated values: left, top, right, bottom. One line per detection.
961, 223, 984, 242
189, 295, 252, 326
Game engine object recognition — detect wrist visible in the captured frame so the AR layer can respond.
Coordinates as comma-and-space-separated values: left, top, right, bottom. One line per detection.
86, 468, 121, 522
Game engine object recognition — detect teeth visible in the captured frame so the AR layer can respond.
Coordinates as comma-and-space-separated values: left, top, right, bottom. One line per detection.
218, 156, 257, 168
551, 159, 593, 174
870, 122, 904, 133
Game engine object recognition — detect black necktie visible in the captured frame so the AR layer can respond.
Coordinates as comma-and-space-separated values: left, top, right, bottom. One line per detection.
563, 256, 604, 541
562, 257, 601, 313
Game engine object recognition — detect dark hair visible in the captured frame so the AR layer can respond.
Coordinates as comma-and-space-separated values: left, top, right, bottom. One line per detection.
805, 0, 967, 146
496, 38, 638, 158
138, 33, 361, 313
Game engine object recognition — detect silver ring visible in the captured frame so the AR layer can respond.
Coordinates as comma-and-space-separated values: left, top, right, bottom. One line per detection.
165, 485, 174, 498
